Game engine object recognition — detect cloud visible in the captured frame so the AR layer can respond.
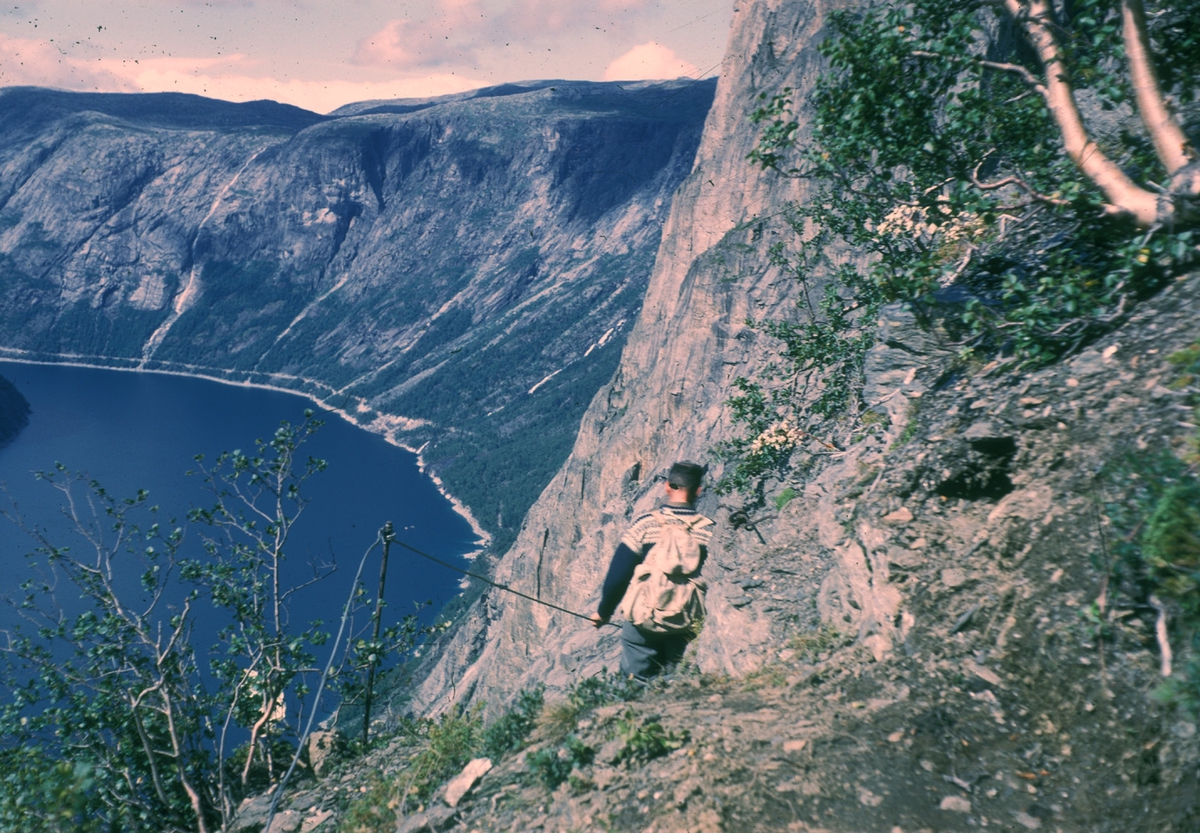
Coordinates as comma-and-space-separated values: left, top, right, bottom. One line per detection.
351, 0, 662, 69
0, 33, 135, 91
353, 0, 488, 69
0, 27, 482, 114
352, 19, 470, 69
602, 42, 697, 81
94, 54, 483, 113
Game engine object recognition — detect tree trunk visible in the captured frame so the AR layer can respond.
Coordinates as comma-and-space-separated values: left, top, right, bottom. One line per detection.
1006, 0, 1164, 225
1122, 0, 1195, 176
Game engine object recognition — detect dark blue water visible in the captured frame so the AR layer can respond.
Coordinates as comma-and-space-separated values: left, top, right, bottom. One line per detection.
0, 360, 477, 661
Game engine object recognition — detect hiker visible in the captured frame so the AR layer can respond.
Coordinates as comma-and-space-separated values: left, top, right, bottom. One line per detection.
590, 461, 715, 681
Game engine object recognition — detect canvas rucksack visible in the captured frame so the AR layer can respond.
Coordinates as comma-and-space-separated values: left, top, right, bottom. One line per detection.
621, 509, 713, 635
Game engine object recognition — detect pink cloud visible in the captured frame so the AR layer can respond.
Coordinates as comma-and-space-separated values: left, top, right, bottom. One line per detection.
92, 53, 484, 113
352, 19, 465, 68
602, 42, 698, 81
353, 0, 489, 68
0, 33, 135, 90
351, 0, 661, 69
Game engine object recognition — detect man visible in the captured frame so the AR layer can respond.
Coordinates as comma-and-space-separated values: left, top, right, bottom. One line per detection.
590, 461, 714, 681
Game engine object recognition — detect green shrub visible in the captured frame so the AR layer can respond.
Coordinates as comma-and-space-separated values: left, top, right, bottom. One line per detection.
612, 711, 689, 766
1103, 428, 1200, 715
482, 685, 545, 761
0, 748, 103, 833
403, 705, 484, 806
338, 770, 401, 833
567, 669, 643, 712
527, 736, 595, 790
719, 0, 1200, 496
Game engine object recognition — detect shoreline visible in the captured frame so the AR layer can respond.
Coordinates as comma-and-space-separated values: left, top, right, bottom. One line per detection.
0, 350, 493, 553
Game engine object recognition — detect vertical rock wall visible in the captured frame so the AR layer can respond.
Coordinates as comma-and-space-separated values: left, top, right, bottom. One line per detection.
410, 0, 867, 713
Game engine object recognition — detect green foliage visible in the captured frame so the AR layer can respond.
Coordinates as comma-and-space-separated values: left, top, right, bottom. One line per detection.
527, 735, 595, 790
0, 747, 103, 833
337, 769, 400, 833
403, 705, 484, 806
612, 711, 689, 766
537, 669, 643, 743
774, 486, 797, 511
1, 470, 214, 832
482, 685, 545, 761
567, 669, 644, 712
802, 0, 1198, 351
1141, 481, 1200, 605
0, 413, 410, 832
339, 685, 550, 826
339, 707, 486, 828
723, 0, 1199, 494
890, 400, 925, 449
1102, 413, 1200, 714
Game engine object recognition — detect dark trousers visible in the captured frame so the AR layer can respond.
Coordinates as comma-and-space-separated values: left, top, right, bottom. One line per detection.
620, 622, 690, 681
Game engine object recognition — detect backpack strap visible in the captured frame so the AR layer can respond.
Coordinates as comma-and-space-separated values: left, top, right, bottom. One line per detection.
658, 508, 714, 528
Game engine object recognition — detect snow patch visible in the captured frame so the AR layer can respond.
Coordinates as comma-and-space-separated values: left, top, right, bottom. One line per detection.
302, 207, 337, 225
528, 368, 562, 394
582, 320, 626, 357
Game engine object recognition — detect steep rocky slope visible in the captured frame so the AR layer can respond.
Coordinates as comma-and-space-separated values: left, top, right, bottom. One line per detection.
406, 0, 851, 717
258, 272, 1200, 833
420, 273, 1200, 833
340, 0, 1200, 829
0, 373, 29, 447
0, 80, 715, 548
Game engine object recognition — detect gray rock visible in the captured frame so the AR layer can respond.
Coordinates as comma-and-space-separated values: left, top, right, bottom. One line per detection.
306, 729, 345, 778
266, 809, 302, 833
394, 804, 457, 833
442, 757, 492, 808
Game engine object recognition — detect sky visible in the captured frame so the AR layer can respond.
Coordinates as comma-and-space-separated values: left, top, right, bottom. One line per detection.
0, 1, 733, 114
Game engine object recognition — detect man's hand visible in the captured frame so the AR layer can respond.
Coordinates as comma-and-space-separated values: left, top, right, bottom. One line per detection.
589, 612, 608, 629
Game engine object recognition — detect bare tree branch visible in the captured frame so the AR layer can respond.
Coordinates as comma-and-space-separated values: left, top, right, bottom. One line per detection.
970, 155, 1071, 206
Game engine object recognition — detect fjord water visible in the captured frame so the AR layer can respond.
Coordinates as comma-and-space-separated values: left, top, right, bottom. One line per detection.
0, 360, 477, 644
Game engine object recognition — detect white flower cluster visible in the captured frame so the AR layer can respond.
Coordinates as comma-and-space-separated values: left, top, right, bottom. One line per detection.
877, 203, 984, 245
749, 420, 806, 455
940, 212, 985, 245
877, 204, 939, 238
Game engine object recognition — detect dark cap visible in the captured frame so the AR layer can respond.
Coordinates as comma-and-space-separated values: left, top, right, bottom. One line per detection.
667, 461, 705, 491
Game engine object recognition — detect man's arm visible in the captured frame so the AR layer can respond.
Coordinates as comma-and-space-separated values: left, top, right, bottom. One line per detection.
592, 542, 641, 625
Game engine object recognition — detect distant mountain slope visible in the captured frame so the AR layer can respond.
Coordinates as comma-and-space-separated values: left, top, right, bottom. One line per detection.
0, 79, 716, 549
0, 374, 29, 448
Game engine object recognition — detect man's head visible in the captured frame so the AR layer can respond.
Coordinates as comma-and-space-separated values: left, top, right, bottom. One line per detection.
665, 461, 705, 504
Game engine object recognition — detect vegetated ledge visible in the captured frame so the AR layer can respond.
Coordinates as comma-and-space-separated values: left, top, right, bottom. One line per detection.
233, 272, 1200, 833
0, 372, 30, 448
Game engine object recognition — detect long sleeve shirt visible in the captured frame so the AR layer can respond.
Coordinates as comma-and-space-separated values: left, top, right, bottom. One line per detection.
596, 503, 712, 620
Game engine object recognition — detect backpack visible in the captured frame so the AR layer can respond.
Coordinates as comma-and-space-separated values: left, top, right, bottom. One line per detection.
621, 509, 713, 635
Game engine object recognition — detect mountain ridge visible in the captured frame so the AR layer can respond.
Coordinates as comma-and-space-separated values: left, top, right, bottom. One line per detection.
0, 78, 716, 550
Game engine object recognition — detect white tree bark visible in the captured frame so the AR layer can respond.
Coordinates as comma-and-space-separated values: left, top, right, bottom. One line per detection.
1122, 0, 1195, 176
1006, 0, 1164, 226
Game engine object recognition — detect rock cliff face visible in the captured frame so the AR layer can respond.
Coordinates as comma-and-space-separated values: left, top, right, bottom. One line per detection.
409, 0, 846, 712
0, 80, 715, 548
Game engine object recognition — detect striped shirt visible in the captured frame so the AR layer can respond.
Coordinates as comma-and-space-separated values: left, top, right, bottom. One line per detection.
621, 505, 715, 554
